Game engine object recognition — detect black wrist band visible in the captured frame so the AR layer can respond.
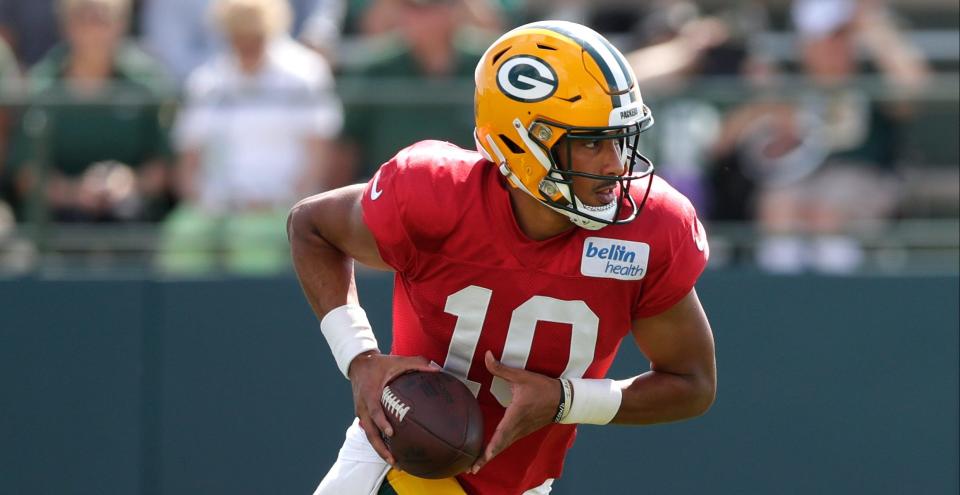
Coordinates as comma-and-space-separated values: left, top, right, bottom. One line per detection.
553, 378, 566, 423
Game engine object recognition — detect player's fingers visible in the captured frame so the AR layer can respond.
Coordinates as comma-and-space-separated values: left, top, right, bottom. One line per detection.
367, 398, 395, 438
405, 360, 440, 376
485, 430, 506, 461
405, 355, 439, 371
359, 417, 395, 465
381, 367, 410, 387
483, 350, 516, 379
404, 356, 440, 373
471, 410, 519, 473
470, 451, 489, 474
471, 431, 507, 474
381, 357, 439, 386
470, 443, 493, 474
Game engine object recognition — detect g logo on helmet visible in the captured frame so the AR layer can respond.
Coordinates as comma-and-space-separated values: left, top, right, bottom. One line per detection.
496, 55, 558, 103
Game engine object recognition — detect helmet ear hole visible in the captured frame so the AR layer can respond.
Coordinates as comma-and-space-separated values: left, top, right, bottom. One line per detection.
498, 135, 525, 154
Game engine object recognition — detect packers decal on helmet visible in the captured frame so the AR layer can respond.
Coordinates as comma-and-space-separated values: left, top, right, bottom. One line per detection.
496, 55, 558, 103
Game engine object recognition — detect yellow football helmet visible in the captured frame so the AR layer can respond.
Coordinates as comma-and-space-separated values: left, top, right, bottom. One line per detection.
474, 21, 655, 230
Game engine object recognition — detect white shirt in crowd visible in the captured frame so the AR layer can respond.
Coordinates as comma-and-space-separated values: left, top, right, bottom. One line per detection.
174, 36, 343, 213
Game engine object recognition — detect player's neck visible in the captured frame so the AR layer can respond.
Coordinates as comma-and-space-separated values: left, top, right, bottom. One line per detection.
507, 186, 575, 241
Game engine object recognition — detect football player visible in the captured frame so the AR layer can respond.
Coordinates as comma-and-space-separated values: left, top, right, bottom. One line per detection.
289, 20, 717, 495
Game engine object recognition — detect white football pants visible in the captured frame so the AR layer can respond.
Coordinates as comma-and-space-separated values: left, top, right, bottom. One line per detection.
314, 418, 554, 495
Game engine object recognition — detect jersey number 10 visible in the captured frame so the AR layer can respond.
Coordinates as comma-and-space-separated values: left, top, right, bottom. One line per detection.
441, 285, 600, 407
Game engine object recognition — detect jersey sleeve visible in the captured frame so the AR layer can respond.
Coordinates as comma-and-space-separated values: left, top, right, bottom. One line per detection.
360, 141, 465, 273
633, 191, 710, 319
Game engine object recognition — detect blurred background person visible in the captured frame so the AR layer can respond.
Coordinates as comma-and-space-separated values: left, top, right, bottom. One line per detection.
0, 0, 60, 68
627, 1, 775, 93
626, 1, 776, 215
336, 0, 493, 181
297, 0, 348, 64
747, 0, 930, 273
0, 34, 19, 167
0, 36, 20, 250
141, 0, 346, 84
4, 0, 174, 224
157, 0, 342, 275
357, 0, 504, 36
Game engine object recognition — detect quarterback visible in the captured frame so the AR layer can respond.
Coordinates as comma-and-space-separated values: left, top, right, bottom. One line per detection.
289, 20, 717, 495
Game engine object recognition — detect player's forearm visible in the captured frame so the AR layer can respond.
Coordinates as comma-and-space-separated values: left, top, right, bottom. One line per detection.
289, 190, 388, 379
287, 195, 358, 318
611, 367, 716, 425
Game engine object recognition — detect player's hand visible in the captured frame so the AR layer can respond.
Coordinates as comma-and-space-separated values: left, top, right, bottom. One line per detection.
470, 351, 561, 474
347, 351, 437, 465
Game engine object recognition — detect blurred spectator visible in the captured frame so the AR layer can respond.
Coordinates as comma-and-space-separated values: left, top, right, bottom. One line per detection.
0, 0, 59, 67
157, 0, 342, 275
141, 0, 346, 83
520, 0, 589, 25
0, 36, 20, 219
299, 0, 348, 63
5, 0, 174, 223
716, 0, 930, 273
358, 0, 503, 36
337, 0, 488, 180
627, 2, 774, 91
0, 34, 18, 163
521, 0, 641, 36
626, 1, 774, 212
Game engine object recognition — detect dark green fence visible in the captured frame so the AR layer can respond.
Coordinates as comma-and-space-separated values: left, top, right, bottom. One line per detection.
1, 271, 957, 494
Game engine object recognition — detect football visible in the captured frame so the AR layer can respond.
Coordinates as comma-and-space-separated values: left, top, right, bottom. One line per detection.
381, 370, 484, 479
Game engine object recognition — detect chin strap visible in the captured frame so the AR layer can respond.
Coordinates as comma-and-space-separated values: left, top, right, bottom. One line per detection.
551, 187, 640, 230
548, 203, 608, 230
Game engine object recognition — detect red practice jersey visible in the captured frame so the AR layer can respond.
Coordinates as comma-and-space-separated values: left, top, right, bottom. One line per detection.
361, 141, 709, 495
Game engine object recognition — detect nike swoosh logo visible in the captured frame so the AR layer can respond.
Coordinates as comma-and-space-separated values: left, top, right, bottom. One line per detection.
371, 171, 384, 200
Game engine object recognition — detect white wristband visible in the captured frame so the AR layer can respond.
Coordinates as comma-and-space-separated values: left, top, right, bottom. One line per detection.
320, 304, 380, 379
559, 378, 623, 425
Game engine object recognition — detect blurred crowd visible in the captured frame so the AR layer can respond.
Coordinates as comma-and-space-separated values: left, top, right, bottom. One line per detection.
0, 0, 954, 275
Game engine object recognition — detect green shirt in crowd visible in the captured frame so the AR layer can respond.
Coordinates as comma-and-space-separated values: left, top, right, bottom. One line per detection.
7, 41, 174, 178
339, 34, 485, 180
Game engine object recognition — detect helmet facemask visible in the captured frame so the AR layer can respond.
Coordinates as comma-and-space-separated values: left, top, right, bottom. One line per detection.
525, 107, 656, 230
